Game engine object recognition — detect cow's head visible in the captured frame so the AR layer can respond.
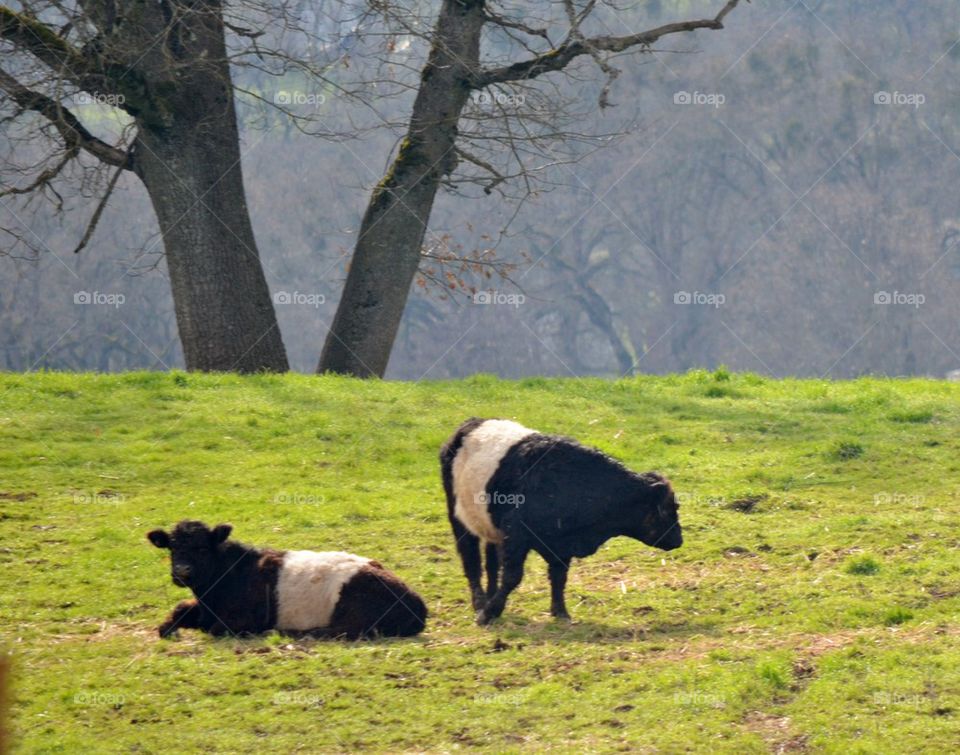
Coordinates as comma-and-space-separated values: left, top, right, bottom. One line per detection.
147, 520, 233, 591
634, 474, 683, 551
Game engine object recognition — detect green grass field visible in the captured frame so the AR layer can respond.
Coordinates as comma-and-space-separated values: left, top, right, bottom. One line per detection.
2, 370, 959, 753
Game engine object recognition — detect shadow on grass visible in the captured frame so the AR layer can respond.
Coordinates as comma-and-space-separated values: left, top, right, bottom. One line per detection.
486, 616, 721, 645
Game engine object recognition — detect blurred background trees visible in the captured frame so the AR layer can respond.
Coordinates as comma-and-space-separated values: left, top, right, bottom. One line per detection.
3, 0, 959, 379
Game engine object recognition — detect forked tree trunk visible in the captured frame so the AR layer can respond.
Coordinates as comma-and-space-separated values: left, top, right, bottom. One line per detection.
317, 0, 485, 377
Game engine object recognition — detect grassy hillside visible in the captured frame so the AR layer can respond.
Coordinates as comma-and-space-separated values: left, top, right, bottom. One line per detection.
1, 371, 959, 753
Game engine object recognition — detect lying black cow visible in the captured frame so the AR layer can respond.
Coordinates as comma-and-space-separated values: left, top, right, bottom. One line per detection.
147, 520, 427, 639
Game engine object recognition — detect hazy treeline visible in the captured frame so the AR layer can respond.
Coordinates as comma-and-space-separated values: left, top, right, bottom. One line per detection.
2, 0, 958, 378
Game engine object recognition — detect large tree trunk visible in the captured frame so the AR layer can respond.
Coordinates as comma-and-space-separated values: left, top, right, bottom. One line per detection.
317, 0, 485, 377
136, 124, 288, 373
132, 3, 288, 373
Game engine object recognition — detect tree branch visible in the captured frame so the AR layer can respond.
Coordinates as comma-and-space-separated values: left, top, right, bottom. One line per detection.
0, 6, 89, 79
0, 147, 76, 199
73, 158, 126, 253
474, 0, 745, 88
0, 68, 132, 168
484, 8, 552, 45
455, 146, 507, 194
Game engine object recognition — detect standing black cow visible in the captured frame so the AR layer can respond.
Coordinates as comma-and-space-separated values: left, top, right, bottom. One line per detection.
440, 418, 682, 624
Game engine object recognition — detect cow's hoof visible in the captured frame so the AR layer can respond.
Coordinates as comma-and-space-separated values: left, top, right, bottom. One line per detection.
476, 609, 496, 626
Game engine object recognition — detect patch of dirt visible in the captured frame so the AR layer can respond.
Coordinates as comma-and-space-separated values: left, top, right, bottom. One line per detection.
633, 622, 960, 665
234, 645, 273, 655
778, 735, 811, 753
162, 646, 206, 657
743, 712, 810, 753
415, 544, 447, 554
791, 659, 816, 680
928, 585, 960, 600
68, 621, 156, 643
0, 491, 37, 501
727, 494, 767, 513
789, 659, 817, 692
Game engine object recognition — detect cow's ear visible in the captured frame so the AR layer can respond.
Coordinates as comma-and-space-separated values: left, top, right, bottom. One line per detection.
147, 529, 171, 549
648, 480, 674, 509
210, 524, 232, 545
649, 480, 670, 497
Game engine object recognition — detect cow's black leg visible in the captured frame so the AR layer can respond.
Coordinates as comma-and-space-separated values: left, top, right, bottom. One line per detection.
449, 515, 486, 611
485, 542, 500, 600
547, 557, 572, 620
477, 543, 527, 625
158, 599, 206, 638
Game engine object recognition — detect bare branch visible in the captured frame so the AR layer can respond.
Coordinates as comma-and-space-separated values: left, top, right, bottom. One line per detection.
454, 146, 507, 194
484, 8, 551, 45
561, 0, 618, 108
72, 158, 125, 254
0, 147, 76, 199
560, 0, 595, 42
0, 68, 131, 167
475, 0, 745, 87
0, 6, 89, 80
